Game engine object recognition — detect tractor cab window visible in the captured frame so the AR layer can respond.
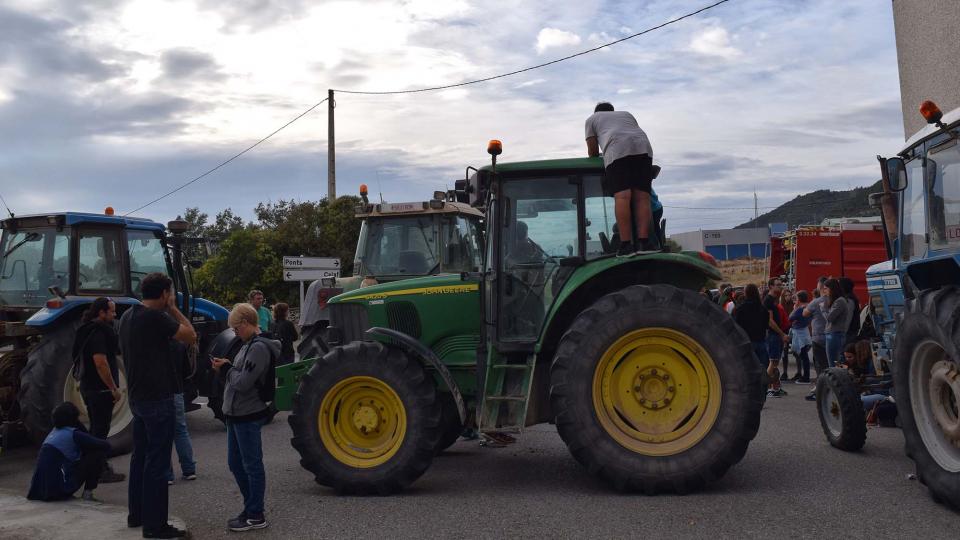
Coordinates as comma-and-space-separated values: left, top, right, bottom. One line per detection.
354, 216, 439, 277
582, 174, 617, 259
77, 229, 124, 293
499, 177, 579, 341
0, 227, 71, 307
901, 157, 927, 262
440, 215, 482, 272
127, 229, 169, 297
926, 137, 960, 250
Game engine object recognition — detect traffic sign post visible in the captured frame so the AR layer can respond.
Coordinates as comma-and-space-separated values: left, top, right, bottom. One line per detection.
283, 256, 341, 310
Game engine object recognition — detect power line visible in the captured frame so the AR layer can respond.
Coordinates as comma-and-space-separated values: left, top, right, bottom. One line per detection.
663, 193, 869, 211
124, 98, 329, 216
126, 1, 733, 215
333, 0, 732, 95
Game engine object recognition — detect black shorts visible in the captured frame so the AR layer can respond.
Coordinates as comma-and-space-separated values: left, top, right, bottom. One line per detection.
603, 154, 653, 196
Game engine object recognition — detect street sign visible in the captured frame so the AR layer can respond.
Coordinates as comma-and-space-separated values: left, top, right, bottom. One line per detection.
283, 256, 340, 269
284, 268, 340, 282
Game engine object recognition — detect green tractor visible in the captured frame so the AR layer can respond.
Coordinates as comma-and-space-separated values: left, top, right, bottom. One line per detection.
278, 143, 763, 494
296, 186, 484, 360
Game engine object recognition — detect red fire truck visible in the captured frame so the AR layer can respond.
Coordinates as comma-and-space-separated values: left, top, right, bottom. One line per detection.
769, 223, 887, 300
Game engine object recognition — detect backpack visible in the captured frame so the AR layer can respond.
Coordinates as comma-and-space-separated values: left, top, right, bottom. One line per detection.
250, 336, 278, 404
846, 296, 861, 336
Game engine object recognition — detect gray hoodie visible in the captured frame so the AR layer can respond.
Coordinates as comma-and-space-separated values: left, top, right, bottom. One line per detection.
222, 336, 281, 420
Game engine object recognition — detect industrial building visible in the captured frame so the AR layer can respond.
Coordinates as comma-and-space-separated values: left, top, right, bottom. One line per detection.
670, 227, 771, 261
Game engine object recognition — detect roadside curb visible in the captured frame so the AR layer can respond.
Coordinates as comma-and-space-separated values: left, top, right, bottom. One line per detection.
0, 489, 188, 540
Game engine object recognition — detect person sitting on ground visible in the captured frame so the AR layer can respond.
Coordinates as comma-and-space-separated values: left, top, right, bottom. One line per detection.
27, 402, 112, 502
270, 302, 299, 366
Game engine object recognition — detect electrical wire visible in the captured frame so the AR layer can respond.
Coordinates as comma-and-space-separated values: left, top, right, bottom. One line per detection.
333, 0, 732, 95
662, 193, 869, 211
125, 0, 733, 215
124, 98, 329, 216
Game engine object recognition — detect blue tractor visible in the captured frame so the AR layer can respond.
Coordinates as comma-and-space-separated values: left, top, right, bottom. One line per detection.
0, 210, 228, 454
861, 100, 960, 508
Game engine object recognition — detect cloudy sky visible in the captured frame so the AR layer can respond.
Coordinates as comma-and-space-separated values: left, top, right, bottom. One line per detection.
0, 0, 905, 232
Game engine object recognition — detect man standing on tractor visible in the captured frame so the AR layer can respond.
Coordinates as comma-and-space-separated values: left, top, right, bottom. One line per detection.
584, 101, 657, 255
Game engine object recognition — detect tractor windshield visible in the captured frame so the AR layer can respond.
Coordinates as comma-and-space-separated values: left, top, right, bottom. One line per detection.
0, 227, 71, 308
353, 214, 481, 279
926, 136, 960, 251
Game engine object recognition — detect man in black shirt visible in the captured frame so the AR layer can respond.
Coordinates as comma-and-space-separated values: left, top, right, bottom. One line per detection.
763, 278, 790, 397
119, 273, 196, 539
75, 297, 125, 484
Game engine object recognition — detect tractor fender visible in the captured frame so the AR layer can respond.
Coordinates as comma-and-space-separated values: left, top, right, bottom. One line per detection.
365, 327, 466, 425
539, 254, 720, 355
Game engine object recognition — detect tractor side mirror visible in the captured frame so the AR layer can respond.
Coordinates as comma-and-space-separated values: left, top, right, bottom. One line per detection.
880, 156, 908, 192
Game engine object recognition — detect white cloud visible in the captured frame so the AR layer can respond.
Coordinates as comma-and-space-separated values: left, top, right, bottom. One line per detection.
515, 78, 546, 89
689, 26, 742, 60
535, 27, 581, 55
616, 88, 635, 95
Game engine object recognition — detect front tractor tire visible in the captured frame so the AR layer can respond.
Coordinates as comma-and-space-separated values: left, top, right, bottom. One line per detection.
815, 368, 866, 451
550, 284, 762, 494
288, 341, 441, 494
893, 287, 960, 509
19, 322, 134, 455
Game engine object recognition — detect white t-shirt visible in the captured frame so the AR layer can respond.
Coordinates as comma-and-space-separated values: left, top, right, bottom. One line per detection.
584, 111, 653, 167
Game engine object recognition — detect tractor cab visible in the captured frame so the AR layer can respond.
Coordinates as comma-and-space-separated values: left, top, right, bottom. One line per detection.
1, 211, 170, 319
296, 187, 483, 357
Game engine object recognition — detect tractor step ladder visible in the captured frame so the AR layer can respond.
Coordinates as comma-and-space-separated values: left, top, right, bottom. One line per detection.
478, 354, 536, 433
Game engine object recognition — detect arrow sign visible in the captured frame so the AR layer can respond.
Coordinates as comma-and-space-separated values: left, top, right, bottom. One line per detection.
283, 256, 340, 269
284, 268, 340, 282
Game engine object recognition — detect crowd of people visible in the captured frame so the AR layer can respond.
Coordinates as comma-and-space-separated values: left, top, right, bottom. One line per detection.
720, 276, 893, 417
27, 274, 299, 537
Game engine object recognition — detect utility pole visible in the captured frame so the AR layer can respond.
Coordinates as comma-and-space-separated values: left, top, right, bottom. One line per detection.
327, 89, 336, 200
754, 191, 759, 222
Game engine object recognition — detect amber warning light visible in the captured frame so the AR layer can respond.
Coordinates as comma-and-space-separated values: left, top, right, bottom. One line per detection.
359, 183, 368, 196
487, 139, 502, 156
920, 100, 944, 127
104, 206, 115, 216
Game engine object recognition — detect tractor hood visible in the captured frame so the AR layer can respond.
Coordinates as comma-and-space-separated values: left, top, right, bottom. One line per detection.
329, 273, 478, 304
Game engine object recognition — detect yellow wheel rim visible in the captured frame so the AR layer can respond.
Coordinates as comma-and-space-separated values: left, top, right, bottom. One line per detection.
319, 376, 407, 468
592, 327, 722, 456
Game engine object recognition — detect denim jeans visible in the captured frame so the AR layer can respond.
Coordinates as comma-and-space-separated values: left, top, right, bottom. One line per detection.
227, 418, 266, 517
166, 393, 196, 481
129, 398, 175, 531
825, 331, 846, 368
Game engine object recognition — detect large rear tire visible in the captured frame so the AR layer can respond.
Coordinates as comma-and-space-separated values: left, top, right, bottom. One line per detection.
288, 341, 441, 494
893, 287, 960, 509
19, 321, 134, 455
550, 284, 762, 494
816, 368, 866, 451
434, 392, 463, 454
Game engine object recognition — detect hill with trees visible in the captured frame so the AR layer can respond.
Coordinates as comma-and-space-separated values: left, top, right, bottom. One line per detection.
736, 180, 881, 229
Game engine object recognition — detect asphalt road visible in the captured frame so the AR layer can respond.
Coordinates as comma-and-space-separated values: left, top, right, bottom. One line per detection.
1, 387, 957, 539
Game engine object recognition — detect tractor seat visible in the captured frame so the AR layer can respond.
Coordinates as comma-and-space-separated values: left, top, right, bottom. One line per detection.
397, 251, 429, 274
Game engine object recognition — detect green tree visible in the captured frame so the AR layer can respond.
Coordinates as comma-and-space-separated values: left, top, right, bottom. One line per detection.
193, 228, 283, 307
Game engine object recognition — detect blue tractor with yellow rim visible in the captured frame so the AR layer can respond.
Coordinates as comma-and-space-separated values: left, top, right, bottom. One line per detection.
278, 142, 763, 494
0, 210, 228, 454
